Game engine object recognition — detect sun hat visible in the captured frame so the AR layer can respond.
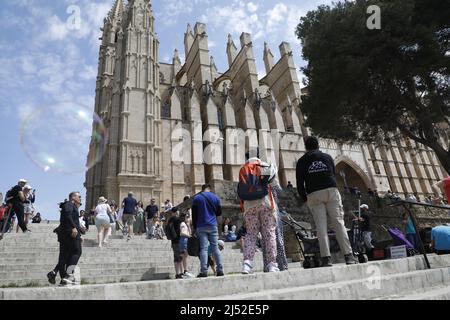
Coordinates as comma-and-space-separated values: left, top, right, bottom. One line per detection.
98, 196, 108, 204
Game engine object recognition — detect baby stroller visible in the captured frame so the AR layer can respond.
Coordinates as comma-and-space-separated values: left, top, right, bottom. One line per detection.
282, 214, 340, 269
382, 225, 417, 257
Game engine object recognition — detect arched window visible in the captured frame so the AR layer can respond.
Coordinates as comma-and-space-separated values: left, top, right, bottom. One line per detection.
161, 101, 171, 118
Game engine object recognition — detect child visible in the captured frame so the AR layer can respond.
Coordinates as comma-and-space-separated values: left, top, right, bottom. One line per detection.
208, 240, 225, 275
179, 213, 194, 278
154, 218, 164, 239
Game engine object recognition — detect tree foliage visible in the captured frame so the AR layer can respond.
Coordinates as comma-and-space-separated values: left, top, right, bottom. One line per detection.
296, 0, 450, 173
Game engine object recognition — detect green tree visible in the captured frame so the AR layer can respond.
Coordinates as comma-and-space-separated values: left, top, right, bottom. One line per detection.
296, 0, 450, 173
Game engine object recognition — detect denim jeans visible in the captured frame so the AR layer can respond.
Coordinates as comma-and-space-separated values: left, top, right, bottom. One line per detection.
197, 225, 223, 274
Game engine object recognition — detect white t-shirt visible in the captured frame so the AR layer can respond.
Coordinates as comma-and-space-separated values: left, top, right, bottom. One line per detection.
180, 221, 191, 237
95, 203, 111, 219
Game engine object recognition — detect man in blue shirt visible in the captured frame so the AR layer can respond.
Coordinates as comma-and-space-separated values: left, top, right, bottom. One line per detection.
192, 184, 224, 278
145, 199, 159, 239
122, 192, 138, 240
431, 224, 450, 255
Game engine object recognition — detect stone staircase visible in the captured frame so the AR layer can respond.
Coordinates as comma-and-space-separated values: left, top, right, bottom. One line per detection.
1, 222, 450, 300
1, 254, 450, 300
0, 222, 266, 288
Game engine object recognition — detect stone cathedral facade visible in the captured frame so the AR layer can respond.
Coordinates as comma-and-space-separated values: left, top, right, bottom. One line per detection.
85, 0, 447, 210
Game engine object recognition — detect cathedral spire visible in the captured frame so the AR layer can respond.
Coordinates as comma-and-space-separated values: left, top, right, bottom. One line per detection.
184, 24, 195, 56
263, 42, 275, 74
226, 34, 237, 67
108, 0, 124, 22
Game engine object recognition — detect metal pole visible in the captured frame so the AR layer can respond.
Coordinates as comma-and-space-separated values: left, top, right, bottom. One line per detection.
402, 203, 431, 269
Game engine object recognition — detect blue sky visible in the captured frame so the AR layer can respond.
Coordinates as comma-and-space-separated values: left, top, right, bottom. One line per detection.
0, 0, 333, 220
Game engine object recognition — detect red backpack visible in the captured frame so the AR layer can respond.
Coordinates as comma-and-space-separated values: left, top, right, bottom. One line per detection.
237, 161, 269, 201
0, 206, 7, 221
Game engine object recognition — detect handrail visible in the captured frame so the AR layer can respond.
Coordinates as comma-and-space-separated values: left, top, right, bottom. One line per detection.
388, 199, 450, 210
388, 200, 433, 269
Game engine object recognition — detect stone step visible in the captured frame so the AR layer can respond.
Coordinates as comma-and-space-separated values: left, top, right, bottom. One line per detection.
208, 267, 450, 300
0, 241, 240, 250
1, 255, 448, 300
0, 260, 269, 288
378, 285, 450, 300
0, 237, 238, 247
0, 252, 261, 269
0, 273, 170, 288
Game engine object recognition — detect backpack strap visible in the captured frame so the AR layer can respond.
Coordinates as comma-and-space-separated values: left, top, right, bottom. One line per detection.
268, 185, 275, 210
199, 193, 219, 216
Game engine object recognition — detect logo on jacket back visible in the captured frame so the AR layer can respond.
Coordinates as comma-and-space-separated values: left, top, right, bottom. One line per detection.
308, 161, 328, 174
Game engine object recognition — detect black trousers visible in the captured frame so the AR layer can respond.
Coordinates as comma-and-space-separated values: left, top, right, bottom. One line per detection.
57, 235, 82, 278
13, 203, 27, 232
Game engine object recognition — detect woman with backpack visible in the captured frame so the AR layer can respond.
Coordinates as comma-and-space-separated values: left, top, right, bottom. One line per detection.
237, 151, 280, 274
165, 208, 183, 279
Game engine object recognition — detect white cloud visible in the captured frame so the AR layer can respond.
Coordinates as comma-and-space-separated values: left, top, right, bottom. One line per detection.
199, 3, 264, 39
247, 2, 259, 13
48, 15, 70, 41
266, 3, 288, 30
21, 57, 37, 74
79, 65, 97, 81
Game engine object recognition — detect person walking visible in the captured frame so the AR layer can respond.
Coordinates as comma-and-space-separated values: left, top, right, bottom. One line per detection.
145, 199, 159, 239
165, 208, 183, 279
192, 184, 224, 278
358, 204, 375, 253
121, 192, 138, 240
264, 186, 289, 272
5, 179, 30, 234
23, 185, 35, 227
238, 150, 280, 274
296, 136, 357, 267
179, 212, 194, 278
94, 197, 112, 248
47, 191, 84, 285
134, 201, 145, 235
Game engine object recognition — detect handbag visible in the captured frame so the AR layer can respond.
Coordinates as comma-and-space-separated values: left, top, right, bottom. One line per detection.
108, 212, 114, 224
187, 236, 200, 257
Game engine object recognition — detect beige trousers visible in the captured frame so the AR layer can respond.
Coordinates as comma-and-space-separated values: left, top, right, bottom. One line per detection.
307, 187, 353, 257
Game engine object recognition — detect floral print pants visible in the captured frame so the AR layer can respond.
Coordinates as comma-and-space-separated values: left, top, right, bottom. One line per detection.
262, 211, 289, 271
243, 205, 277, 265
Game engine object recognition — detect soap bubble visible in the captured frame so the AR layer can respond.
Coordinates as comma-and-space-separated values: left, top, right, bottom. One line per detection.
20, 102, 108, 174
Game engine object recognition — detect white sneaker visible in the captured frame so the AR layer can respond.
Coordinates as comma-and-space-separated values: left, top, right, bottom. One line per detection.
241, 260, 253, 274
268, 263, 280, 272
182, 271, 194, 279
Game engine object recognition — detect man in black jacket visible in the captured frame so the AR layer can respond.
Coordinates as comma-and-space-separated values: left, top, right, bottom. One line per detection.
296, 137, 357, 267
47, 191, 84, 285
